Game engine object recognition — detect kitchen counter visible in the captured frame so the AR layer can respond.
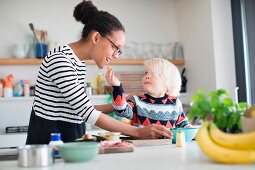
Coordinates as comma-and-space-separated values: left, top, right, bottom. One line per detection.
0, 142, 254, 170
0, 128, 106, 148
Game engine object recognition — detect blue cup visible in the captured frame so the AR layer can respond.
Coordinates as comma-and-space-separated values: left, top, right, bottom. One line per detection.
36, 43, 47, 58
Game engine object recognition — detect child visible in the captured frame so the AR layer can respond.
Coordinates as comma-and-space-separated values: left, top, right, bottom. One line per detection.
105, 58, 192, 128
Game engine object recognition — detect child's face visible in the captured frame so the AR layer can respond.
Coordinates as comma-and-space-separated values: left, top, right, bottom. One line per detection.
142, 68, 167, 97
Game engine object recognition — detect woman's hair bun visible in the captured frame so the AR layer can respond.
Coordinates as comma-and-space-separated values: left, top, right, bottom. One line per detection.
73, 0, 99, 25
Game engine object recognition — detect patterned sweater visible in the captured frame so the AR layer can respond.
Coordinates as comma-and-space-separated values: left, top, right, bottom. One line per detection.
112, 85, 191, 128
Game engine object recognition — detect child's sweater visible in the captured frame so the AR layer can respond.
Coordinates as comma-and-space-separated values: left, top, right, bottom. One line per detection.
112, 85, 191, 128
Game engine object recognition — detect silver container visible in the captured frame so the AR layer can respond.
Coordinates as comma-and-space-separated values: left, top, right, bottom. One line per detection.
18, 145, 53, 167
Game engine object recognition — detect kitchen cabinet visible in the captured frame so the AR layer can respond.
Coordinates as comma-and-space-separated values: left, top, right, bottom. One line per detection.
0, 95, 111, 147
0, 58, 185, 65
0, 95, 111, 132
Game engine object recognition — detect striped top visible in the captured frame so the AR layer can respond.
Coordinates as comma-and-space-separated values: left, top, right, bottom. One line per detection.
33, 45, 101, 125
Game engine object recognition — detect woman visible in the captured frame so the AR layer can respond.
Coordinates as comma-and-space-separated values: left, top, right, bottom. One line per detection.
26, 0, 172, 144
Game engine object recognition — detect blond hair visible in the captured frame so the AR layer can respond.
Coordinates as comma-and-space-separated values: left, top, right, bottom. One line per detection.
143, 58, 181, 96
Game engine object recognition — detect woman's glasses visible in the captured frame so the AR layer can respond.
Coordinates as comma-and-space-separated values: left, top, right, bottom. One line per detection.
101, 34, 122, 56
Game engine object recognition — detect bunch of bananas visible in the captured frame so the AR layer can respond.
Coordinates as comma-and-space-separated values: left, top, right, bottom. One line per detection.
196, 121, 255, 164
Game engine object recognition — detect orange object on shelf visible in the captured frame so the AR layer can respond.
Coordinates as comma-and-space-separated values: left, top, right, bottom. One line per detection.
3, 74, 13, 97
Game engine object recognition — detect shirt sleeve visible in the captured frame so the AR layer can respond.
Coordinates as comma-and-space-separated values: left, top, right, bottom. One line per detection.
111, 85, 135, 119
44, 55, 101, 125
174, 98, 192, 128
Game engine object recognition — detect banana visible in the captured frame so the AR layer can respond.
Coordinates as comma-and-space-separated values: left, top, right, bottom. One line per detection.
209, 122, 255, 150
196, 121, 255, 164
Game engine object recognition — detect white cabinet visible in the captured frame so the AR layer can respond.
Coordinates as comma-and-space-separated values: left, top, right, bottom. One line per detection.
0, 95, 111, 147
0, 95, 111, 132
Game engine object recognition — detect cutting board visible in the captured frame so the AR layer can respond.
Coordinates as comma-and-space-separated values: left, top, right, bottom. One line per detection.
99, 145, 134, 154
121, 137, 172, 147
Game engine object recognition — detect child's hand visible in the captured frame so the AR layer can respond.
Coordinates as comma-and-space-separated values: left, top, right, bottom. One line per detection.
105, 66, 121, 86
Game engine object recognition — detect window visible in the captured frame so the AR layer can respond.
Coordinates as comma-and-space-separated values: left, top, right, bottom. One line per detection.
231, 0, 255, 105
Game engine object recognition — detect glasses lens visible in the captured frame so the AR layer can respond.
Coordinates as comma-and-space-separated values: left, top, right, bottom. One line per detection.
117, 49, 122, 56
101, 34, 122, 56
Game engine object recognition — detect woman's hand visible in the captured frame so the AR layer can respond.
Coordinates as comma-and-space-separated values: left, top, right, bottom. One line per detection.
105, 66, 121, 86
136, 124, 173, 139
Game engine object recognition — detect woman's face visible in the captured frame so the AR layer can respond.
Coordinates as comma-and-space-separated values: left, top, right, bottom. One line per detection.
142, 67, 167, 97
95, 30, 125, 69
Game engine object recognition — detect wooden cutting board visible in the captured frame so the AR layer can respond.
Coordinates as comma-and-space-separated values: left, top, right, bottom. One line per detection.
99, 145, 134, 154
121, 137, 172, 147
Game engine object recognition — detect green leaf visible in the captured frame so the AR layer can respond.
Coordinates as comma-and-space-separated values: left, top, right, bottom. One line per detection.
216, 89, 228, 96
189, 88, 248, 133
222, 98, 234, 107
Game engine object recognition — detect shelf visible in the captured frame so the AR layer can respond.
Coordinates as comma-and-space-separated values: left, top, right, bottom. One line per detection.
0, 97, 34, 101
0, 95, 111, 101
0, 58, 185, 65
0, 93, 188, 101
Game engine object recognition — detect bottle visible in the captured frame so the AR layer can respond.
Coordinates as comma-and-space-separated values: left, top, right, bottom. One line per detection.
96, 73, 103, 94
49, 133, 64, 158
176, 130, 186, 147
22, 80, 30, 97
85, 82, 92, 96
3, 74, 13, 97
0, 79, 4, 97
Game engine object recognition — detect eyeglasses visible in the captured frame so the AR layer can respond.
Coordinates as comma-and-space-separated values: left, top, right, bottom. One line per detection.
101, 34, 122, 56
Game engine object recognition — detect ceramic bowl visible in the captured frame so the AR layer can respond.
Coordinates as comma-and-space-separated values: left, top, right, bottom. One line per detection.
58, 142, 99, 162
170, 128, 198, 144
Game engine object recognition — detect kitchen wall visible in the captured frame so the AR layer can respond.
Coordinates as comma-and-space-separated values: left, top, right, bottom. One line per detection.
0, 0, 236, 110
0, 0, 178, 56
0, 0, 180, 86
175, 0, 236, 98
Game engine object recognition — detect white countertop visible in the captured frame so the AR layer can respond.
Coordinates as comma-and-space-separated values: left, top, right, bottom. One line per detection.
0, 127, 106, 148
0, 142, 254, 170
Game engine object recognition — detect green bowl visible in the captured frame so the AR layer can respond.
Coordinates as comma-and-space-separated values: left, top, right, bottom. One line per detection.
170, 128, 198, 144
58, 142, 99, 162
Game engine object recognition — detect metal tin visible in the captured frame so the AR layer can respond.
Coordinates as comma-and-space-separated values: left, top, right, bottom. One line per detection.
18, 145, 53, 167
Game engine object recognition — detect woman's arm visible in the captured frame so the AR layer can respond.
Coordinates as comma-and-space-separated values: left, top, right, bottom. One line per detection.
94, 104, 114, 114
95, 113, 173, 139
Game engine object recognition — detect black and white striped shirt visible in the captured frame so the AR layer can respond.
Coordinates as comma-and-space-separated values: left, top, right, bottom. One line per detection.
33, 45, 101, 124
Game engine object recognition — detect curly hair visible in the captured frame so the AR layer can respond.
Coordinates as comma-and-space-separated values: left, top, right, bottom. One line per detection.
73, 0, 125, 38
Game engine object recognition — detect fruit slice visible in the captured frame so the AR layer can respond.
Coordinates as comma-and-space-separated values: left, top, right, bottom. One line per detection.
176, 130, 186, 147
107, 66, 112, 71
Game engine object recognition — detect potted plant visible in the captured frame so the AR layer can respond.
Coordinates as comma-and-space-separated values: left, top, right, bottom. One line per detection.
188, 89, 248, 133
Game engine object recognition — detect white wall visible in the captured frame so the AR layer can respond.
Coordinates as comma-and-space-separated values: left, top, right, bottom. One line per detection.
0, 0, 178, 57
0, 0, 179, 89
211, 0, 237, 98
175, 0, 217, 92
0, 0, 237, 120
175, 0, 236, 99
